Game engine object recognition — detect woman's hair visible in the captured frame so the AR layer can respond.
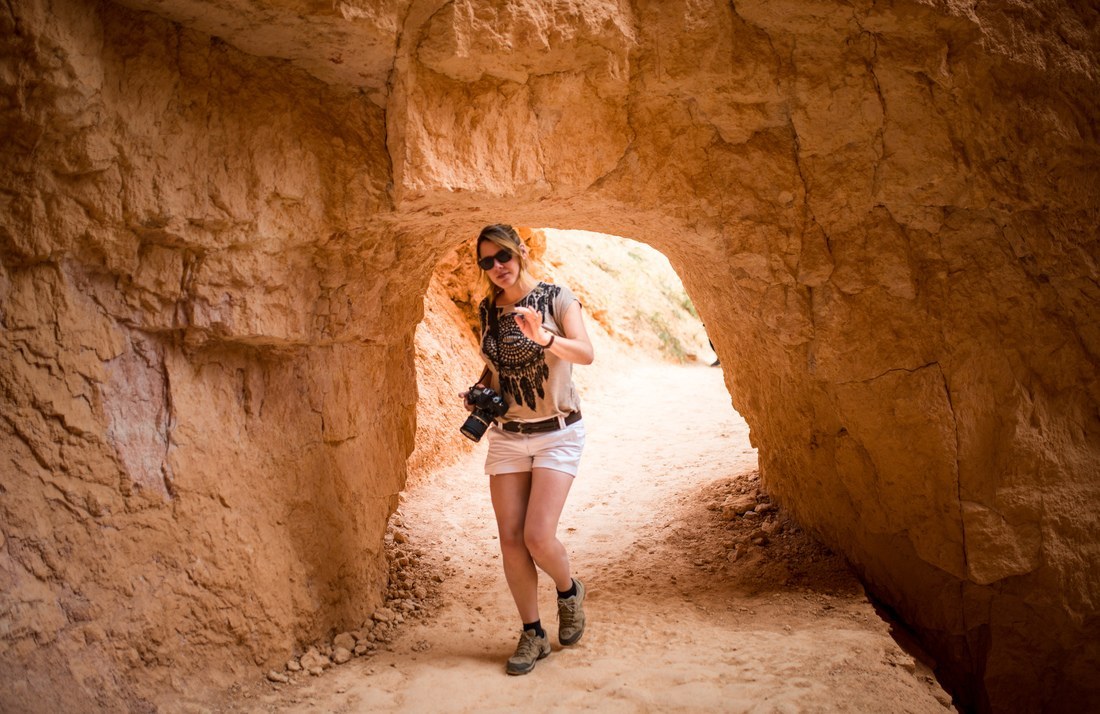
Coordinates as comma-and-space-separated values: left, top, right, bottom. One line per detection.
476, 224, 536, 301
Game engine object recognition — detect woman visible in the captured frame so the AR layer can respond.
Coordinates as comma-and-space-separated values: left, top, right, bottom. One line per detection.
464, 224, 594, 675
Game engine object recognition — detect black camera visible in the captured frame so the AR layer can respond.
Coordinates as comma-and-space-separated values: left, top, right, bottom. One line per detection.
460, 385, 509, 442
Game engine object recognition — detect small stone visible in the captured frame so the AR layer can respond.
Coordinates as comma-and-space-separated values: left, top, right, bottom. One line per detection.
730, 543, 751, 561
332, 647, 353, 665
353, 642, 370, 656
372, 607, 396, 623
743, 510, 761, 520
333, 632, 356, 651
308, 666, 324, 677
393, 531, 408, 544
414, 586, 427, 599
299, 648, 331, 671
884, 647, 918, 673
286, 658, 302, 672
721, 493, 758, 520
267, 670, 289, 684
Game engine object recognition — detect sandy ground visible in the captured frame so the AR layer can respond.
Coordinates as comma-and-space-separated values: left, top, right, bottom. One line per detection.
226, 358, 954, 713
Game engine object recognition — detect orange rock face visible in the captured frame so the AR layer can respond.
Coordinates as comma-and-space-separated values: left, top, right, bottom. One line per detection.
1, 0, 1097, 711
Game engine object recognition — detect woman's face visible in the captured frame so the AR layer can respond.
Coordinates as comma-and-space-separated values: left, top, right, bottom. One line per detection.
478, 240, 520, 290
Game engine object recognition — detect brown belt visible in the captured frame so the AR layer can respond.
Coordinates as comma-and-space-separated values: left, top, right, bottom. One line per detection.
500, 411, 582, 434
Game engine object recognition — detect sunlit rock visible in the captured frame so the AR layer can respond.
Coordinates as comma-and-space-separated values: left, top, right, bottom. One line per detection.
1, 0, 1096, 711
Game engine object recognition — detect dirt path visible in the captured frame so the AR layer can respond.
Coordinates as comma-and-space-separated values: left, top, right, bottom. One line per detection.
240, 360, 953, 713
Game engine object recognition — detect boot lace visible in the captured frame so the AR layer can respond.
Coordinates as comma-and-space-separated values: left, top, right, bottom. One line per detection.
513, 630, 542, 660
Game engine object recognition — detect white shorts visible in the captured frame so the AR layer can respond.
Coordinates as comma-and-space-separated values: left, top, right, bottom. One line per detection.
484, 420, 586, 477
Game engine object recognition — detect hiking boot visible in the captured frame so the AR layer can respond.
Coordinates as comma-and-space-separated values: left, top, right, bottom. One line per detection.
506, 629, 551, 675
557, 578, 587, 646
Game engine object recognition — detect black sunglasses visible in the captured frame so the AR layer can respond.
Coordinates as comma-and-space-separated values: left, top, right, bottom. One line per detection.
477, 249, 514, 271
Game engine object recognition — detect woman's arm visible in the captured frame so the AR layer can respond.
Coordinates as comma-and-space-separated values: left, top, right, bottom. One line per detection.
512, 302, 594, 365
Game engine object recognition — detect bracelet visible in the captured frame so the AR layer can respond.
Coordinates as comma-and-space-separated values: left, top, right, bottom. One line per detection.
541, 333, 555, 349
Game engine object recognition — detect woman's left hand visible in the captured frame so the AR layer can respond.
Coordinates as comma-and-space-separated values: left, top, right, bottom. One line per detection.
512, 306, 552, 347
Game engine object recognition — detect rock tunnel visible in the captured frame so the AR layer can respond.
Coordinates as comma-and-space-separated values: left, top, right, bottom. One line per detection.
1, 0, 1097, 711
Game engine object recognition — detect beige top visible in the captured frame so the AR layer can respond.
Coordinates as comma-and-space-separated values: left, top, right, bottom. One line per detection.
478, 282, 582, 422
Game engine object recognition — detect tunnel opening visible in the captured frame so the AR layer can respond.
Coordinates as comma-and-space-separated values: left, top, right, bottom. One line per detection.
407, 226, 720, 484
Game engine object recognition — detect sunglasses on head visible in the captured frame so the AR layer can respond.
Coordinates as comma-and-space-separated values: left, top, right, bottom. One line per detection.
477, 249, 514, 271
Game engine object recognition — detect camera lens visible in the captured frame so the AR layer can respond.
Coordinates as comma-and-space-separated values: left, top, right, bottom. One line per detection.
460, 411, 492, 442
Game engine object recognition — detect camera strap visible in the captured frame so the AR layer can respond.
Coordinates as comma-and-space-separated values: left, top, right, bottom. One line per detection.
486, 296, 501, 340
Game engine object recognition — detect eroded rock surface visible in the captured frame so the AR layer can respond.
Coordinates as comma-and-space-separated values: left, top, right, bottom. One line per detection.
1, 0, 1097, 711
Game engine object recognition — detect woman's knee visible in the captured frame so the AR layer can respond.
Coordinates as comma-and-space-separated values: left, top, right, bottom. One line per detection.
523, 527, 559, 559
498, 528, 527, 554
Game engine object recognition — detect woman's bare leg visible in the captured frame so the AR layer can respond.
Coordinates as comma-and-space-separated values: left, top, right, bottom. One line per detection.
489, 472, 540, 623
524, 467, 575, 592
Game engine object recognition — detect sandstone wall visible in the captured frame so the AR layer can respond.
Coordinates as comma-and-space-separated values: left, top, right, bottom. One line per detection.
1, 1, 411, 709
2, 0, 1097, 711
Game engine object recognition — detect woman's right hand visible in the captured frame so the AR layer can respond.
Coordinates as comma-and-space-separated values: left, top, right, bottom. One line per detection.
458, 383, 485, 412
